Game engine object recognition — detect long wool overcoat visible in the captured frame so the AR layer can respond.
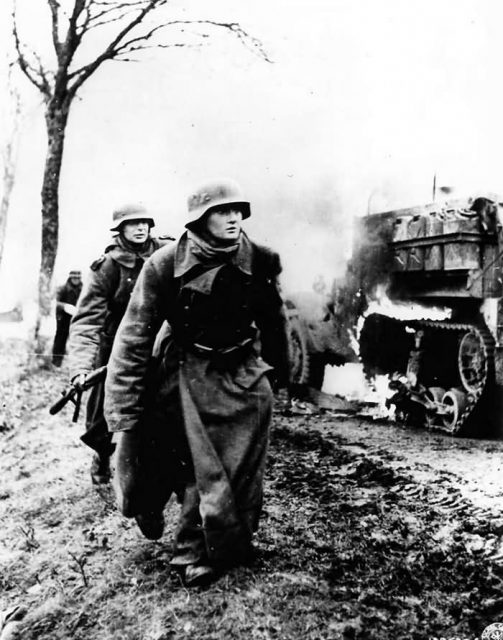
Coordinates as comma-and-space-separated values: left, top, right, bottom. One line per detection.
68, 234, 172, 453
104, 232, 290, 567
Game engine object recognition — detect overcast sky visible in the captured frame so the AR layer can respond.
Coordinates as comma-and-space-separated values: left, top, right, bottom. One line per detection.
1, 0, 503, 305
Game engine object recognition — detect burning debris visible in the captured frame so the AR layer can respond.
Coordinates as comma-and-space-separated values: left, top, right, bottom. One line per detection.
363, 284, 451, 323
319, 292, 453, 421
322, 364, 396, 421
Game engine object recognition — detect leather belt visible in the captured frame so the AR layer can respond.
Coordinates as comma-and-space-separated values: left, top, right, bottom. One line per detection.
191, 337, 254, 357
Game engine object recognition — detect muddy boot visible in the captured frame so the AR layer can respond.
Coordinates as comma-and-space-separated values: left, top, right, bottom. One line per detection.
134, 512, 165, 540
90, 452, 111, 485
184, 563, 219, 588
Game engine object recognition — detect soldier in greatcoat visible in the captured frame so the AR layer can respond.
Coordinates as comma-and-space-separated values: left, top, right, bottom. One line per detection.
52, 270, 83, 366
68, 204, 173, 484
104, 178, 290, 587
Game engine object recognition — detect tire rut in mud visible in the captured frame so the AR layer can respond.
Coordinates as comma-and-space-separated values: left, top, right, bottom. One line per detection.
265, 417, 503, 639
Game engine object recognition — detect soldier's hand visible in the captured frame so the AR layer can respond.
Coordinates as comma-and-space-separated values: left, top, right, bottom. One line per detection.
71, 373, 88, 390
63, 303, 77, 316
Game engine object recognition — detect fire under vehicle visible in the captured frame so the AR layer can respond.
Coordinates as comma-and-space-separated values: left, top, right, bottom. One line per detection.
286, 194, 503, 436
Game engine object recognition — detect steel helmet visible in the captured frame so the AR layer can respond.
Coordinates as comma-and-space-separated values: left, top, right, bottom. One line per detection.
186, 178, 251, 229
110, 203, 155, 232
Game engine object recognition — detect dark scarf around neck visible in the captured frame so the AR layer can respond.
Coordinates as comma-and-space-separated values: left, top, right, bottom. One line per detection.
187, 230, 241, 264
117, 233, 151, 256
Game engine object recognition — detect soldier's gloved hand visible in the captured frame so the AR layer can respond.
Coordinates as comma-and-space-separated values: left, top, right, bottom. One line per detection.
71, 373, 88, 390
63, 303, 77, 316
114, 431, 141, 517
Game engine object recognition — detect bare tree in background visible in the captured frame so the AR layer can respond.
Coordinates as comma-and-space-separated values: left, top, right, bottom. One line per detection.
0, 71, 22, 272
11, 0, 270, 336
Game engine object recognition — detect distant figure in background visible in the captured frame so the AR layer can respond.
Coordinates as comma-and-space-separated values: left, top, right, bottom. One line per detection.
52, 270, 82, 367
69, 204, 173, 485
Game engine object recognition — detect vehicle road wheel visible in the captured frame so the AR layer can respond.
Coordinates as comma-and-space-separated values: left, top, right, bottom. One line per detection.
441, 388, 468, 434
424, 386, 445, 428
287, 317, 325, 389
424, 387, 445, 429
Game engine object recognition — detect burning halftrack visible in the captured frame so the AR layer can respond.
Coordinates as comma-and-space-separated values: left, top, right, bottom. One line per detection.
286, 194, 503, 436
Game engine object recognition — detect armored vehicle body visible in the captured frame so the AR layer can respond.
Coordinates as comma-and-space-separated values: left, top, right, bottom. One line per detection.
287, 195, 503, 436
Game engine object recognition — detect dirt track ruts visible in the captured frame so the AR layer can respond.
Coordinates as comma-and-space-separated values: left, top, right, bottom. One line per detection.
1, 361, 503, 639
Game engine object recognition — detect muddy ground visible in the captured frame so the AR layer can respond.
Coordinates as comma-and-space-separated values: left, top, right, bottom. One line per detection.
2, 338, 503, 640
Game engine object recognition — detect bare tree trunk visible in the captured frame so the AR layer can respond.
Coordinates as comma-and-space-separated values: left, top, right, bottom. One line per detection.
32, 98, 71, 356
39, 100, 70, 317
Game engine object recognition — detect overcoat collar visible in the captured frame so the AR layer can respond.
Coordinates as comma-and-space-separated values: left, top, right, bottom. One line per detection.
174, 231, 253, 279
104, 236, 158, 268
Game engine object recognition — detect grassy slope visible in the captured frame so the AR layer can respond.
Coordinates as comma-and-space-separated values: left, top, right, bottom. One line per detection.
1, 364, 503, 640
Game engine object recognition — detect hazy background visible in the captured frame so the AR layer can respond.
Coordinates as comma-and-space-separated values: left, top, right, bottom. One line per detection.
1, 0, 502, 308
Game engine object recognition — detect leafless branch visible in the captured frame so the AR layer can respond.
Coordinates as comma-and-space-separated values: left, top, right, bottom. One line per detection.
90, 0, 145, 5
80, 10, 146, 33
114, 20, 272, 63
63, 0, 87, 61
12, 5, 52, 98
31, 47, 54, 96
67, 0, 168, 94
74, 0, 93, 34
68, 13, 270, 92
114, 41, 199, 60
16, 0, 270, 103
83, 0, 149, 30
51, 0, 88, 97
47, 0, 62, 60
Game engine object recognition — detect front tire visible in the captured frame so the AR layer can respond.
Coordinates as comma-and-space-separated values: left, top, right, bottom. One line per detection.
287, 316, 325, 389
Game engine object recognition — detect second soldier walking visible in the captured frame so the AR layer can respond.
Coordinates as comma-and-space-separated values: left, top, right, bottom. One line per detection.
68, 204, 172, 484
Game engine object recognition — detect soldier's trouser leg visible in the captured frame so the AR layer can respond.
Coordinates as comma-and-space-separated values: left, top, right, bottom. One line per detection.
171, 484, 207, 567
52, 317, 70, 366
80, 379, 114, 456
